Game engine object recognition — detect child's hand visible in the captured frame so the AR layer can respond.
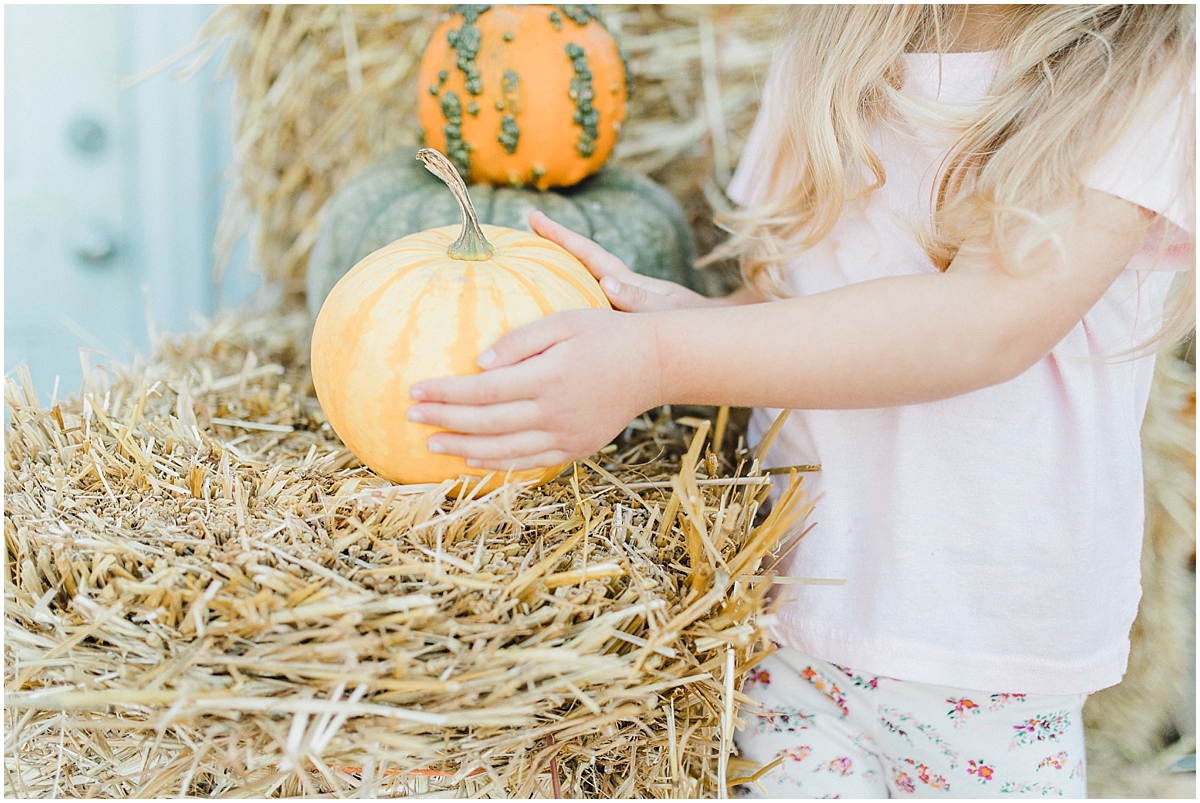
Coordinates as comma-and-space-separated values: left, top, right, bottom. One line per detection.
530, 210, 712, 313
407, 307, 663, 471
404, 212, 746, 471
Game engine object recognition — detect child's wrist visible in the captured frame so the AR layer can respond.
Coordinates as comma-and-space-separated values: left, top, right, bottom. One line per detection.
643, 311, 678, 408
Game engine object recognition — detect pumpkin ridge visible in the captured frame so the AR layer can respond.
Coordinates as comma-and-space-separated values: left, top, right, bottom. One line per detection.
499, 242, 604, 286
491, 231, 584, 262
497, 264, 556, 318
401, 225, 479, 258
487, 229, 556, 252
338, 253, 444, 296
425, 227, 454, 245
323, 260, 445, 431
374, 277, 454, 473
360, 237, 451, 268
500, 252, 608, 307
482, 274, 513, 335
335, 258, 446, 369
451, 264, 481, 380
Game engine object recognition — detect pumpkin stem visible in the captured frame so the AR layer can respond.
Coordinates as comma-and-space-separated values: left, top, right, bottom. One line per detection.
416, 148, 494, 261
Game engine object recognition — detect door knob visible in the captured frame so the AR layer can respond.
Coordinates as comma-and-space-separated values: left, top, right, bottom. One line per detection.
68, 219, 119, 264
67, 116, 108, 157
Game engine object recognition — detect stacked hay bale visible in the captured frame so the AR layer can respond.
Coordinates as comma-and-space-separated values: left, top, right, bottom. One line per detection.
203, 4, 778, 299
4, 311, 810, 797
1084, 348, 1197, 799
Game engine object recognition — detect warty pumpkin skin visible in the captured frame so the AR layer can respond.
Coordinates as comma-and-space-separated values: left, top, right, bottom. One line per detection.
310, 150, 610, 492
418, 4, 628, 189
306, 148, 698, 318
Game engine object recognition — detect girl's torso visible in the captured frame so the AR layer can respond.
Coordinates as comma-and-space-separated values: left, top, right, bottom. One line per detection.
726, 50, 1191, 695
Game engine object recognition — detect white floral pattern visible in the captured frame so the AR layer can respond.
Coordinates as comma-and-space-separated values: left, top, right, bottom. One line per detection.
734, 648, 1088, 798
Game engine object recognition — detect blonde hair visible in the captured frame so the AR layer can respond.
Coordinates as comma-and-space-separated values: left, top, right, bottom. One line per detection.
713, 5, 1195, 352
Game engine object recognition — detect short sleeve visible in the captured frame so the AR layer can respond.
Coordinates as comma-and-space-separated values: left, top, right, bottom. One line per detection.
1084, 73, 1195, 271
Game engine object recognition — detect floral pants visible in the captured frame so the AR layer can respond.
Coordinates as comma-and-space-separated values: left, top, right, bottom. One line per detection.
734, 647, 1088, 798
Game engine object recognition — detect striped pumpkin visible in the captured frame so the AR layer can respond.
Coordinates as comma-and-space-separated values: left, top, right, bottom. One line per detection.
310, 149, 610, 491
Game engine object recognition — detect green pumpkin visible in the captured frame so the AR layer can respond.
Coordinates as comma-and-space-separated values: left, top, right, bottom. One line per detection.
306, 148, 698, 317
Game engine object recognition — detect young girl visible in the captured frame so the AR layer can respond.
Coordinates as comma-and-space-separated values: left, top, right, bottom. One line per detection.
407, 5, 1195, 797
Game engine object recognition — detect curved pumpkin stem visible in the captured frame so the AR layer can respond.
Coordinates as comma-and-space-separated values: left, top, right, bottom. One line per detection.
416, 148, 494, 261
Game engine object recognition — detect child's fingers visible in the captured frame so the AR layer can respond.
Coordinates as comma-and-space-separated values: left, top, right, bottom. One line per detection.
464, 451, 572, 471
476, 313, 575, 370
528, 211, 688, 311
426, 430, 557, 461
599, 275, 670, 312
406, 399, 539, 434
529, 211, 634, 283
409, 361, 538, 405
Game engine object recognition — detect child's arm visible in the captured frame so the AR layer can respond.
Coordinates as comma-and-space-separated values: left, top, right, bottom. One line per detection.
409, 191, 1152, 470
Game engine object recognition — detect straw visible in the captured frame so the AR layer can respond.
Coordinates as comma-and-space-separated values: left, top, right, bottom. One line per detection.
1082, 350, 1196, 798
4, 310, 813, 798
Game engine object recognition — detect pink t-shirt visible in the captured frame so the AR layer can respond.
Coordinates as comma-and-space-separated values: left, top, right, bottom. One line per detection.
726, 50, 1194, 695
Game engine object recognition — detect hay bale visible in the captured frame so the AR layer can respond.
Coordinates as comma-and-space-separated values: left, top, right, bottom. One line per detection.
201, 4, 781, 300
3, 312, 811, 798
9, 4, 1192, 796
1084, 351, 1197, 798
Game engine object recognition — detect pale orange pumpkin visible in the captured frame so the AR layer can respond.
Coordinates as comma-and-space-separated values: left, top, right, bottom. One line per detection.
310, 149, 610, 491
418, 4, 628, 189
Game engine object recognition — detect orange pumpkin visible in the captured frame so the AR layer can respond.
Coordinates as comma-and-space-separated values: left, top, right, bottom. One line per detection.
310, 149, 610, 491
418, 4, 628, 190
